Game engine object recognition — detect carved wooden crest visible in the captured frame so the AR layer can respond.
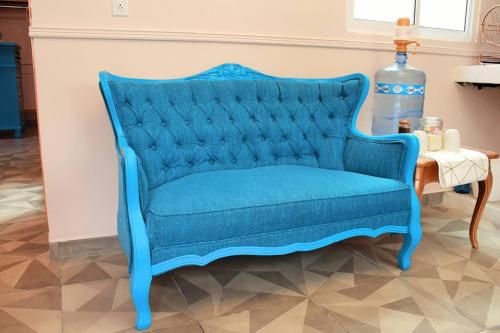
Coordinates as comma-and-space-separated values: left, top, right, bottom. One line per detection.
187, 63, 273, 80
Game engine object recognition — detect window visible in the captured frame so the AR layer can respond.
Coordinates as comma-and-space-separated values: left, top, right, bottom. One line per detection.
347, 0, 474, 41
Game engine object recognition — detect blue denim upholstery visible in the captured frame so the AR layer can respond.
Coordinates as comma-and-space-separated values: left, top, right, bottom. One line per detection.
108, 79, 361, 188
146, 165, 410, 264
344, 135, 407, 181
99, 64, 421, 330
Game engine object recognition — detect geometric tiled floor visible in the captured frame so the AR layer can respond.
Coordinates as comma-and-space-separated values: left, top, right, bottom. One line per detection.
1, 133, 500, 332
0, 130, 45, 225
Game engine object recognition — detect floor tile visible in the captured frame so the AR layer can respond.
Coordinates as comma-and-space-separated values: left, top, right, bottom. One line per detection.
61, 270, 198, 333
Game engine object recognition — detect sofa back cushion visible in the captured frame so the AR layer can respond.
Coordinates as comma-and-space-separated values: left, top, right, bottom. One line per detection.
108, 78, 362, 189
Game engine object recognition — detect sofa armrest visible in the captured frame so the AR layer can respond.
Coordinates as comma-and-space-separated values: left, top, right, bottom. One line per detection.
343, 131, 419, 185
118, 146, 151, 272
120, 146, 150, 215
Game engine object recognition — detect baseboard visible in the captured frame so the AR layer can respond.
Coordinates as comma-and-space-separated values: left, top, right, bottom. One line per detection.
443, 192, 500, 221
49, 235, 121, 260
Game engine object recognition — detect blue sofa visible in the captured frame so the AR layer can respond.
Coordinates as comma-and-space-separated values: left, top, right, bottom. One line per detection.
99, 63, 421, 330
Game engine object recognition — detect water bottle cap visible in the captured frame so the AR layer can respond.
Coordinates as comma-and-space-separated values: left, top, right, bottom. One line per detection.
394, 17, 420, 53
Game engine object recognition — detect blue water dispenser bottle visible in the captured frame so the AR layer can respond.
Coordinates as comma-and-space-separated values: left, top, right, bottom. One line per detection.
372, 18, 426, 135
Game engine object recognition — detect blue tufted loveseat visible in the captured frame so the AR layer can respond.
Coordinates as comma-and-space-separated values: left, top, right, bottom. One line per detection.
99, 64, 421, 330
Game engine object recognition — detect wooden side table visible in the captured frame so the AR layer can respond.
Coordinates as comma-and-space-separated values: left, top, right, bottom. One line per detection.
414, 149, 499, 248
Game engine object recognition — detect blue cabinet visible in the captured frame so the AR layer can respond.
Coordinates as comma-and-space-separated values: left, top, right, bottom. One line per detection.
0, 42, 24, 138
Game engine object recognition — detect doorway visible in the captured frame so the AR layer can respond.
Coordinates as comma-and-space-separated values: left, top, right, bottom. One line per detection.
0, 0, 36, 135
0, 1, 44, 224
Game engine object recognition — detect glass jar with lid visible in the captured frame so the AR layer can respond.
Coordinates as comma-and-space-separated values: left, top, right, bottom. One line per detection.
419, 117, 443, 135
419, 117, 443, 151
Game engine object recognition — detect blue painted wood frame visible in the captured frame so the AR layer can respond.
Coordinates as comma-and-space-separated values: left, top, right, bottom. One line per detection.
99, 63, 421, 330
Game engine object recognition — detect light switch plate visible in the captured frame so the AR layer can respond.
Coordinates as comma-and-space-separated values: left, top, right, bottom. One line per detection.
112, 0, 128, 16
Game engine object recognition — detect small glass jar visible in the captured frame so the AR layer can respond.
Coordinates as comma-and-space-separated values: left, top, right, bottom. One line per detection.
419, 117, 443, 151
419, 117, 443, 136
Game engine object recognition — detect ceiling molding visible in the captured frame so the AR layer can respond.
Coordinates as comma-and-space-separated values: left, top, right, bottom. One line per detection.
29, 26, 499, 58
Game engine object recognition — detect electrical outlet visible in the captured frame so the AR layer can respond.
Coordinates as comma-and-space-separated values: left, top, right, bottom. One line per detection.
112, 0, 128, 16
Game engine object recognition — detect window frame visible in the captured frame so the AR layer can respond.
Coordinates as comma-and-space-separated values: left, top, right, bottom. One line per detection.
346, 0, 477, 42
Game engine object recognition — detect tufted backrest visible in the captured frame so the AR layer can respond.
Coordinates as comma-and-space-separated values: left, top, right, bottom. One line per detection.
103, 67, 365, 190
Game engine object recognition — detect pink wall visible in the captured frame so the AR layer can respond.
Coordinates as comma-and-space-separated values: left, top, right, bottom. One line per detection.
29, 0, 500, 242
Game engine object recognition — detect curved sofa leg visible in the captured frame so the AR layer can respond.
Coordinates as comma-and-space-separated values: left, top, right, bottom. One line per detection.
131, 266, 152, 330
397, 192, 422, 270
397, 228, 422, 270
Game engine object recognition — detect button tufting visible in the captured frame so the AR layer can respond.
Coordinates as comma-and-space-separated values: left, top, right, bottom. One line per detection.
115, 82, 360, 180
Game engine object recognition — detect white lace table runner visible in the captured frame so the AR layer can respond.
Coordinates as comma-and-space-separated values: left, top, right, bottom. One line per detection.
420, 148, 489, 188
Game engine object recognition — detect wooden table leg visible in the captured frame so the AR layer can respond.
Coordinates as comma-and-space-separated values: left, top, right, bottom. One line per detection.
414, 163, 429, 203
469, 169, 493, 249
414, 179, 425, 202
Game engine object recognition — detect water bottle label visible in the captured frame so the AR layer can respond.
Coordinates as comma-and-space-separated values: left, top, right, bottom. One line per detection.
374, 83, 425, 95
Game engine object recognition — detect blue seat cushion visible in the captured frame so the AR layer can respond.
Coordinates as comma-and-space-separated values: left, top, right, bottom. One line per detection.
146, 165, 411, 264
